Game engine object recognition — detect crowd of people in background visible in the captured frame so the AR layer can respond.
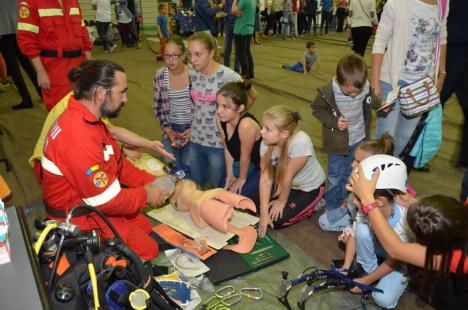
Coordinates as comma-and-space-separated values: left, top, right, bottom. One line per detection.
0, 0, 467, 309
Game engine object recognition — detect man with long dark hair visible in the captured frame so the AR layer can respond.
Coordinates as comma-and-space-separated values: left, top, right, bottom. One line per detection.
41, 60, 166, 261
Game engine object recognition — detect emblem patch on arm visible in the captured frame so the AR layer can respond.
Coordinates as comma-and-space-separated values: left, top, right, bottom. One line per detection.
93, 171, 108, 188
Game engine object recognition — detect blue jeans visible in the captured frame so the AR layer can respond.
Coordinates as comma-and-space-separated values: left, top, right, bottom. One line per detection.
324, 142, 360, 223
318, 208, 351, 232
375, 80, 421, 157
223, 22, 240, 71
190, 142, 226, 188
162, 123, 191, 178
232, 161, 260, 198
282, 12, 294, 38
283, 61, 304, 73
355, 221, 408, 309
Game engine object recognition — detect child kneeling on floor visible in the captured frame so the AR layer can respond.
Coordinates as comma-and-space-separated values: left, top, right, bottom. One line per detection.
256, 105, 326, 237
345, 154, 410, 309
281, 41, 320, 74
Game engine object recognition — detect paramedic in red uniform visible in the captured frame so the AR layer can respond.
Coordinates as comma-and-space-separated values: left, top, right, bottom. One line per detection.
41, 60, 165, 260
16, 0, 92, 111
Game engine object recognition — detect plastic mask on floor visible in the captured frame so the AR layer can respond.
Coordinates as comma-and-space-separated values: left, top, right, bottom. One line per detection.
170, 179, 258, 253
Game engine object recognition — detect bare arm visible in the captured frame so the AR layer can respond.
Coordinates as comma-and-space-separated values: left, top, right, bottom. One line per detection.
357, 258, 398, 286
229, 118, 259, 193
269, 156, 308, 221
108, 126, 175, 160
246, 85, 258, 110
216, 119, 234, 188
436, 44, 447, 92
258, 156, 274, 237
347, 166, 430, 269
371, 53, 384, 98
342, 235, 356, 271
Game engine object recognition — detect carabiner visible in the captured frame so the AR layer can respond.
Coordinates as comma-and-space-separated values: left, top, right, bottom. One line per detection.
239, 287, 263, 300
222, 293, 242, 307
215, 285, 236, 298
202, 296, 223, 310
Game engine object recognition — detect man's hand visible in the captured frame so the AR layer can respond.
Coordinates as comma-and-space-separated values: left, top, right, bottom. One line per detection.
150, 140, 175, 161
122, 146, 142, 160
144, 183, 167, 206
37, 70, 51, 90
84, 51, 92, 60
337, 116, 348, 131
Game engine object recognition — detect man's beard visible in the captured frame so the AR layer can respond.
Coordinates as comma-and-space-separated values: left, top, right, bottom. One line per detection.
101, 102, 123, 118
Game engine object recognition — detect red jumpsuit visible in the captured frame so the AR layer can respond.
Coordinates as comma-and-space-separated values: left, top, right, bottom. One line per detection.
16, 0, 92, 111
41, 97, 159, 260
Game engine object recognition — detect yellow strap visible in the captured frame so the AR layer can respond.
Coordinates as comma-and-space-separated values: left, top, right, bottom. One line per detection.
17, 22, 39, 33
38, 8, 63, 17
69, 7, 80, 15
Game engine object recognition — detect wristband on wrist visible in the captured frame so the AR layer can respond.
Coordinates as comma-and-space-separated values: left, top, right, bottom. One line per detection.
361, 201, 380, 216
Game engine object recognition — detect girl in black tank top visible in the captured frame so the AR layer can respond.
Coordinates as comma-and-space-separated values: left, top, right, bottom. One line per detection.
216, 81, 261, 198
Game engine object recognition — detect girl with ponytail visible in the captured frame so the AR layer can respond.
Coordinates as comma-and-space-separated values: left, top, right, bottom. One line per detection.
257, 105, 326, 237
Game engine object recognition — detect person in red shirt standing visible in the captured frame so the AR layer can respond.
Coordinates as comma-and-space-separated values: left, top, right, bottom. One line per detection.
16, 0, 92, 111
41, 60, 166, 261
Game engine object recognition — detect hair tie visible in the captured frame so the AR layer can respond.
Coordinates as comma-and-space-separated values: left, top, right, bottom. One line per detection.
293, 111, 302, 122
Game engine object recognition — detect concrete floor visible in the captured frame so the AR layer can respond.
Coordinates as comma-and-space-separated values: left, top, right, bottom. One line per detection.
1, 31, 465, 309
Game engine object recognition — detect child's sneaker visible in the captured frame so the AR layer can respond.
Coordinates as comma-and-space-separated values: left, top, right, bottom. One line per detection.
315, 198, 327, 212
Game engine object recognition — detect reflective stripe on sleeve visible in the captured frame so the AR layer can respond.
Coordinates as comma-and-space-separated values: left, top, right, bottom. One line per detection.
17, 22, 39, 33
38, 8, 64, 17
41, 156, 63, 176
82, 179, 121, 207
69, 8, 80, 15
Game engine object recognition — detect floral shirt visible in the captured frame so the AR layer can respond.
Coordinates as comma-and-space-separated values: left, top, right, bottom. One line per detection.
400, 0, 440, 82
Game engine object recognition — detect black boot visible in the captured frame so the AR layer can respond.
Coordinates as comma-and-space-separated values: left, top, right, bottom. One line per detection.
12, 98, 33, 110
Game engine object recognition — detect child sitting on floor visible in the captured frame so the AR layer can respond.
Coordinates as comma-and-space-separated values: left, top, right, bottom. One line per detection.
345, 154, 411, 309
336, 134, 394, 270
348, 168, 468, 308
281, 41, 320, 74
312, 53, 382, 232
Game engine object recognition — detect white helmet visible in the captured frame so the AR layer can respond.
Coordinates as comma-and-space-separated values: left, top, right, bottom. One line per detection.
356, 154, 407, 192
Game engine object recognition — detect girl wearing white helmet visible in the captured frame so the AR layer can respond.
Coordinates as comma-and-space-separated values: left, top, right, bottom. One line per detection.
345, 154, 411, 309
348, 161, 468, 309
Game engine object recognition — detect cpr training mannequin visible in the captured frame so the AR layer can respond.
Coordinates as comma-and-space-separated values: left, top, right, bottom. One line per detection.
170, 179, 258, 253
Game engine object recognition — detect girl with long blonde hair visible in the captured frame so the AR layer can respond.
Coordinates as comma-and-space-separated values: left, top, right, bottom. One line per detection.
257, 105, 326, 237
